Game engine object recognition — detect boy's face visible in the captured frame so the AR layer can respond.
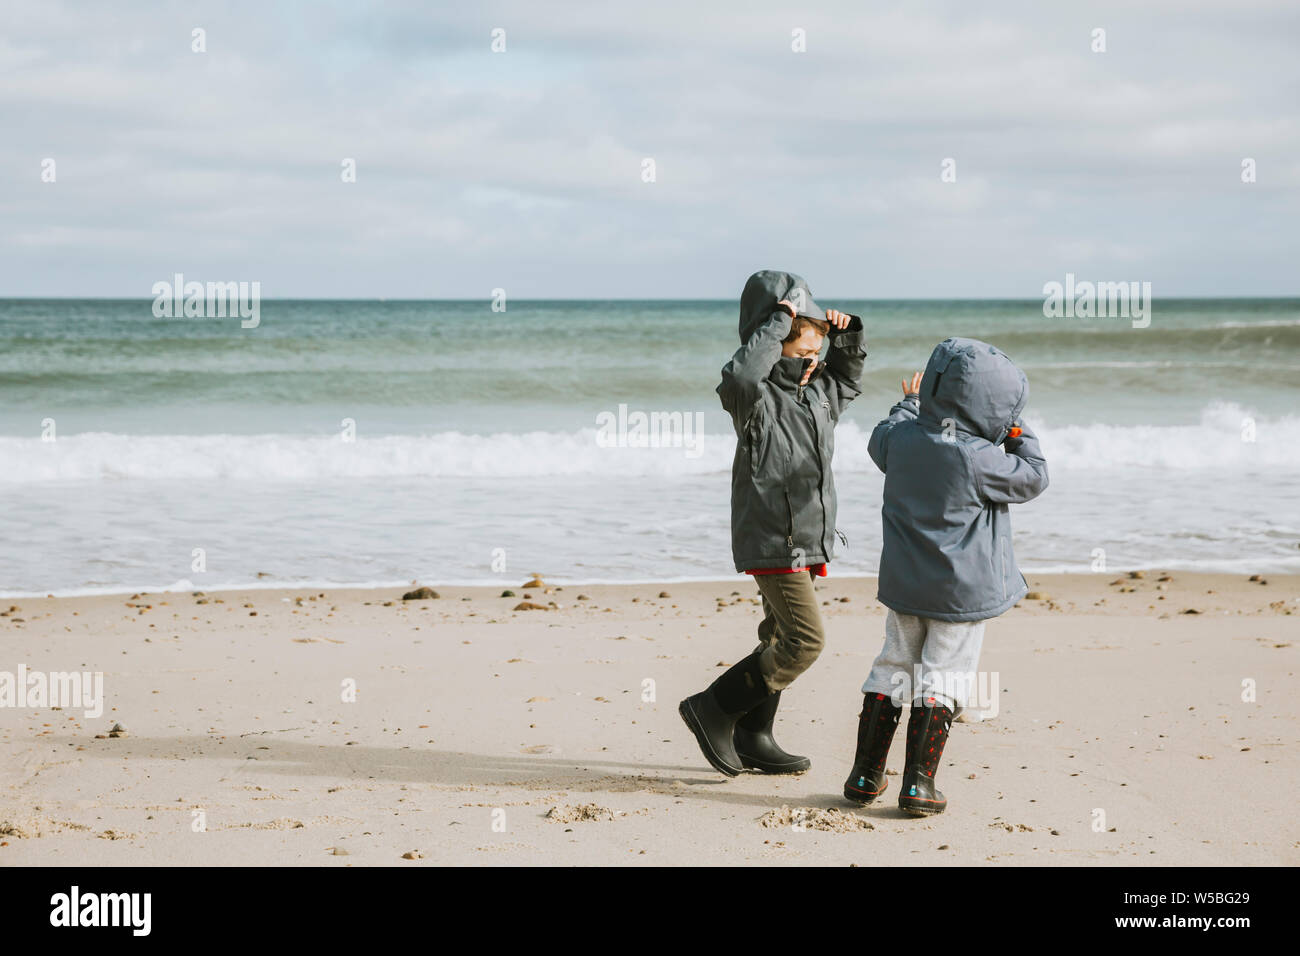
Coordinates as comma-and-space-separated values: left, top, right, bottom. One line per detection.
782, 326, 825, 385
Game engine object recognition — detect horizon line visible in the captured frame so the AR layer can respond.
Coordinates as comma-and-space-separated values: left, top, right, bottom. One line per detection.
3, 294, 1299, 302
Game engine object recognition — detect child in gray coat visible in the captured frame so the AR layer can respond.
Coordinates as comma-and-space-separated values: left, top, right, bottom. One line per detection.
844, 337, 1048, 815
679, 270, 866, 778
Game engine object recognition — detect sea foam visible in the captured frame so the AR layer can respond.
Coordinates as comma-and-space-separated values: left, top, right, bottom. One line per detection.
2, 403, 1294, 482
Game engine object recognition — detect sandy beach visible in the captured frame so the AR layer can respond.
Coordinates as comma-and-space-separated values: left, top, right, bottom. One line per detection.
1, 571, 1295, 867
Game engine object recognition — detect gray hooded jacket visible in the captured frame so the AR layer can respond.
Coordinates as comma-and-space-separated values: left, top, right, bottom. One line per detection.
718, 270, 867, 572
869, 337, 1049, 622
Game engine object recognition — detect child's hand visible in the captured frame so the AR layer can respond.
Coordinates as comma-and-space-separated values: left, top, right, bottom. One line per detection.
825, 308, 852, 330
776, 299, 798, 318
902, 371, 922, 397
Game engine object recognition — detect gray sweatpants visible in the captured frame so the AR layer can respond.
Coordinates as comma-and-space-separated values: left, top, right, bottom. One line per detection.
861, 609, 986, 717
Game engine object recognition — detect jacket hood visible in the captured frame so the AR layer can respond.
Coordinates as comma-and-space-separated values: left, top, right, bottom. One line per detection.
917, 337, 1028, 444
738, 270, 825, 343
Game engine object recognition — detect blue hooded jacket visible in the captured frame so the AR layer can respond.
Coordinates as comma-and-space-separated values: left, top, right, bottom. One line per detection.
869, 337, 1049, 621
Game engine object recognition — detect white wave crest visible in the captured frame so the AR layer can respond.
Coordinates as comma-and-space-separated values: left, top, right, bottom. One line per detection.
1, 404, 1295, 482
1031, 402, 1298, 471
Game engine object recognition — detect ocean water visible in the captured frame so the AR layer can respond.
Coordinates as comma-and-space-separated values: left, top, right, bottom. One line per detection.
1, 298, 1297, 595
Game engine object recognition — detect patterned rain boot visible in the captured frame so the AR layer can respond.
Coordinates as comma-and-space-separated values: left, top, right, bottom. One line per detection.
842, 692, 902, 804
898, 696, 954, 816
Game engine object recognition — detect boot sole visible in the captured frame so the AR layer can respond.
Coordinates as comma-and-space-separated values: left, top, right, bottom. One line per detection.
842, 779, 888, 805
678, 699, 742, 777
739, 755, 811, 774
898, 797, 947, 816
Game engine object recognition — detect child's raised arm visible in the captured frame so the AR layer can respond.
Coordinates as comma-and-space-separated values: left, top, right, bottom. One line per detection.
867, 372, 922, 472
716, 302, 795, 422
819, 308, 868, 419
966, 420, 1049, 504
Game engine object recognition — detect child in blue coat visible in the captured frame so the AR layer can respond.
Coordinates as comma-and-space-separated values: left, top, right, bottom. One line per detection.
844, 338, 1048, 814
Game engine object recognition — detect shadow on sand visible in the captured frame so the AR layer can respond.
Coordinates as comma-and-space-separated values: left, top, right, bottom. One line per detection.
59, 734, 908, 815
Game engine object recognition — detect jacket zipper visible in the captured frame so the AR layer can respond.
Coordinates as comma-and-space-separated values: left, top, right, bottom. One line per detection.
786, 374, 805, 551
784, 488, 794, 549
806, 390, 830, 555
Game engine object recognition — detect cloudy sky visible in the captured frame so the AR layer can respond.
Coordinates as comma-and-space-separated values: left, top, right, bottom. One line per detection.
3, 0, 1297, 298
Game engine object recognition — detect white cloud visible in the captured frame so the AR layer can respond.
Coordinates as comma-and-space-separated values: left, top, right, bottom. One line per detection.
0, 0, 1296, 296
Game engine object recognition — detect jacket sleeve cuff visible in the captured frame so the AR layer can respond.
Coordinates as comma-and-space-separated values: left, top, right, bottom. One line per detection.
827, 314, 864, 339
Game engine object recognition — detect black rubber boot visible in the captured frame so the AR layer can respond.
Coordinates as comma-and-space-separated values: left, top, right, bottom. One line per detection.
898, 697, 955, 816
679, 651, 771, 777
842, 692, 902, 804
734, 691, 810, 774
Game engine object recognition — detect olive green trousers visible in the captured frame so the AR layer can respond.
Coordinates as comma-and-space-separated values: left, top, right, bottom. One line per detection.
751, 568, 827, 693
